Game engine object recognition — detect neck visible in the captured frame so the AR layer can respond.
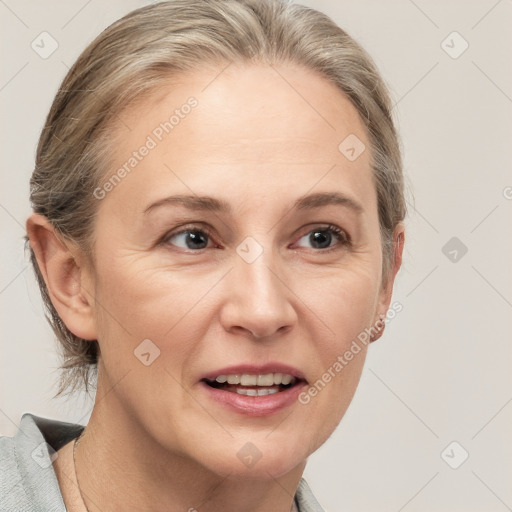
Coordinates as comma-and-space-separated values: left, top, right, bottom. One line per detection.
75, 376, 305, 512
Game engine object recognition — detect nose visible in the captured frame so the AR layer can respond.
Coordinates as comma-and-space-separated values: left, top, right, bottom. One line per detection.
219, 247, 298, 340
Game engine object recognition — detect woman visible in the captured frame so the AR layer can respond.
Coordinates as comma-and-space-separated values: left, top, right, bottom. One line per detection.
1, 0, 405, 510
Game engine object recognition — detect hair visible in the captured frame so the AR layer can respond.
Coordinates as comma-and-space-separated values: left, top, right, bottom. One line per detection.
27, 0, 406, 398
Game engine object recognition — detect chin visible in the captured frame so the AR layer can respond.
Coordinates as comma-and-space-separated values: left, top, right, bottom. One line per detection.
192, 436, 307, 480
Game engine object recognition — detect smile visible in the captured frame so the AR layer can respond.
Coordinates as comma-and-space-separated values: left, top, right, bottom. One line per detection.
203, 373, 298, 396
199, 363, 308, 415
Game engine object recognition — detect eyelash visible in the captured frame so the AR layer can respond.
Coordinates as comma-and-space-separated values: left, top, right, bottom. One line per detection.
315, 224, 351, 250
160, 223, 351, 253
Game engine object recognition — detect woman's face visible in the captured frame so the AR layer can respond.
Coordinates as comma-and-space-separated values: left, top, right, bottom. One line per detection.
83, 62, 397, 478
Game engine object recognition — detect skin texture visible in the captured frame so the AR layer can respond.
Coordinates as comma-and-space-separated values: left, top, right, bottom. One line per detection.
28, 62, 403, 512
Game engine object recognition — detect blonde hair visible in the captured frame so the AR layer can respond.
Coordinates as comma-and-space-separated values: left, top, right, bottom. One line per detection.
27, 0, 406, 397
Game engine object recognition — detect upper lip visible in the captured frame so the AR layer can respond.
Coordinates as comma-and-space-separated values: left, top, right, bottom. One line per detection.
201, 363, 307, 383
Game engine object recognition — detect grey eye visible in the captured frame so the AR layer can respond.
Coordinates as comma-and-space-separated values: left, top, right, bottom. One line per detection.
167, 229, 211, 250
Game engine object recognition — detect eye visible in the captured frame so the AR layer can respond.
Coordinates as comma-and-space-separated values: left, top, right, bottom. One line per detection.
161, 223, 350, 253
162, 226, 215, 251
295, 224, 350, 251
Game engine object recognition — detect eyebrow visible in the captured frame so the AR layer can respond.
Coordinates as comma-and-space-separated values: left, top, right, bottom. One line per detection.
143, 191, 363, 215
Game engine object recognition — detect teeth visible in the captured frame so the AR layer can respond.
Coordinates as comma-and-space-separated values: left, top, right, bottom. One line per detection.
236, 388, 280, 396
273, 373, 283, 385
214, 373, 296, 386
241, 374, 257, 386
281, 374, 293, 385
257, 374, 274, 386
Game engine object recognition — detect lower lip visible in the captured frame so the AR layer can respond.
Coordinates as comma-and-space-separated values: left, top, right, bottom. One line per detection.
199, 381, 308, 416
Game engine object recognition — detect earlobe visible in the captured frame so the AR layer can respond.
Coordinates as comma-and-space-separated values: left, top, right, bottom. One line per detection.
26, 213, 97, 341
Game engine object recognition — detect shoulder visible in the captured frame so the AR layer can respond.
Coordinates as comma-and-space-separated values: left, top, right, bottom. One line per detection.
0, 412, 84, 512
295, 477, 326, 512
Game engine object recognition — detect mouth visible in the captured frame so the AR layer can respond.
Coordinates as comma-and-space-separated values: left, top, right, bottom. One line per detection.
202, 372, 304, 396
199, 364, 308, 416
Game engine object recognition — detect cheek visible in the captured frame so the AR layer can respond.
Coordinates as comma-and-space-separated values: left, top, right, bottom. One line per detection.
309, 350, 367, 456
299, 260, 380, 343
92, 245, 381, 371
294, 267, 378, 449
90, 262, 211, 435
91, 258, 223, 364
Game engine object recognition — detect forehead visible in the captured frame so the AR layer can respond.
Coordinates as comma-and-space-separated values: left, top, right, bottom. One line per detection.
102, 62, 375, 213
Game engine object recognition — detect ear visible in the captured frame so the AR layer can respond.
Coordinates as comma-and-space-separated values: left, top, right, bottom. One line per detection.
370, 224, 405, 342
26, 213, 97, 341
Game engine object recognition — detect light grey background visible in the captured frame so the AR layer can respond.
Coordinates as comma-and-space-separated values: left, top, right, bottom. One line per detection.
1, 1, 511, 511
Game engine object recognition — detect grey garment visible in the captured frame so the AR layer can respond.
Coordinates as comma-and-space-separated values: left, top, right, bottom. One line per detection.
1, 413, 325, 512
